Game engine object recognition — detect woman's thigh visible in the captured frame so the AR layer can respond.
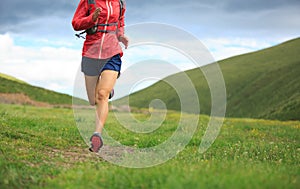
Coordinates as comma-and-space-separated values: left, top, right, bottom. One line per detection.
96, 70, 119, 94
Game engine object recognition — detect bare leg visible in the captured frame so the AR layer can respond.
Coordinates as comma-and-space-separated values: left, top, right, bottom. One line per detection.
95, 70, 118, 133
84, 75, 100, 135
84, 75, 99, 106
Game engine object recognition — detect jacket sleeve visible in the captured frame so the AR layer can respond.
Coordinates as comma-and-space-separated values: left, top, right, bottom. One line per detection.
72, 0, 97, 31
117, 1, 126, 40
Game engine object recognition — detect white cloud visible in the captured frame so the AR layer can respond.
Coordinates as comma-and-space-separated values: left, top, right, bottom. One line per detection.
122, 45, 198, 71
202, 37, 276, 60
0, 33, 82, 95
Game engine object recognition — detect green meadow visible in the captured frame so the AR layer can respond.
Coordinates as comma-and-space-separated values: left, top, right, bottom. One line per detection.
0, 104, 299, 189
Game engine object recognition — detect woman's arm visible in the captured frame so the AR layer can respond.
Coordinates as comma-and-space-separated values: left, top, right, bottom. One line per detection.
117, 0, 126, 38
117, 1, 129, 48
72, 0, 98, 31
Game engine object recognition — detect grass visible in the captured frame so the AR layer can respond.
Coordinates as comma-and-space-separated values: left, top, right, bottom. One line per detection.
0, 73, 27, 84
0, 75, 72, 105
0, 104, 299, 188
115, 37, 300, 121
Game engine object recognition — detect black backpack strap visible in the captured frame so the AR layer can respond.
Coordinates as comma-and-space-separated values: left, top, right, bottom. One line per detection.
119, 0, 124, 20
88, 0, 123, 18
87, 0, 95, 15
88, 0, 95, 4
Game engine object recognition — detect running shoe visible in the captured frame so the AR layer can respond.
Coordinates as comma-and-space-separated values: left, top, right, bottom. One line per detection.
109, 89, 114, 99
89, 133, 103, 153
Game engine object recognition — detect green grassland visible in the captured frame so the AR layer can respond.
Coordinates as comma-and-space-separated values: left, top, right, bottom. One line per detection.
0, 73, 89, 106
0, 73, 72, 105
116, 38, 300, 121
0, 104, 299, 189
0, 73, 27, 84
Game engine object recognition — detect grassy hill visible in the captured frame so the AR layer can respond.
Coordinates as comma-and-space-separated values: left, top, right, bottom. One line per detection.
0, 73, 72, 105
115, 38, 300, 121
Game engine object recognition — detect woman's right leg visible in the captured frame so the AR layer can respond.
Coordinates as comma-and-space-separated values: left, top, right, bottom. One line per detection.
84, 75, 100, 130
84, 75, 99, 106
84, 75, 103, 136
85, 75, 105, 152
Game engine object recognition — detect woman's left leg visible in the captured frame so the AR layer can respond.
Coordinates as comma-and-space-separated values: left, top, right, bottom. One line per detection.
94, 70, 119, 134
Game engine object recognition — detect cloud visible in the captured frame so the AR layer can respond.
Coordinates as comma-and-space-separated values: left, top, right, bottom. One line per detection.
202, 38, 275, 60
220, 0, 300, 12
126, 0, 300, 39
0, 34, 81, 94
0, 0, 76, 26
2, 0, 300, 38
0, 1, 78, 42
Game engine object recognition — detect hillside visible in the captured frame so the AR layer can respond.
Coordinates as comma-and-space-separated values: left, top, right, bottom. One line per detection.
0, 73, 73, 106
115, 38, 300, 121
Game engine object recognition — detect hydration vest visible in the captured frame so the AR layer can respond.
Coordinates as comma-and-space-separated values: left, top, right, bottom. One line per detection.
76, 0, 124, 39
87, 0, 124, 18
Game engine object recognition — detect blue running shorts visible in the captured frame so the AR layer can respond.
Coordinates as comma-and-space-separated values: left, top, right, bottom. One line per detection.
81, 54, 122, 77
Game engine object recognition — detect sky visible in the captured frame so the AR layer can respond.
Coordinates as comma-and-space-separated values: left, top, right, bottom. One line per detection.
0, 0, 299, 97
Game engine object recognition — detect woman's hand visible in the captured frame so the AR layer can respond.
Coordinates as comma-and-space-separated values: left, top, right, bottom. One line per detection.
92, 8, 102, 22
119, 35, 129, 49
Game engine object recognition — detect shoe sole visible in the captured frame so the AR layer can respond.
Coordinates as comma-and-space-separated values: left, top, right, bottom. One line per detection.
89, 134, 103, 153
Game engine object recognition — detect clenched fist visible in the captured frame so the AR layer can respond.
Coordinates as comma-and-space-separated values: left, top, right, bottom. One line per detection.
92, 7, 102, 22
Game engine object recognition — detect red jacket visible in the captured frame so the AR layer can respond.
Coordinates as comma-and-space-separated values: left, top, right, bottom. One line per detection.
72, 0, 126, 59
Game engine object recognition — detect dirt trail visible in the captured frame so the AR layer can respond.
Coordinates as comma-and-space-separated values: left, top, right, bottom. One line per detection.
0, 93, 73, 108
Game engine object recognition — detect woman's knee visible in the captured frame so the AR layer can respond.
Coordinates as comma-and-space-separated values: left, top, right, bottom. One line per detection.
96, 89, 110, 102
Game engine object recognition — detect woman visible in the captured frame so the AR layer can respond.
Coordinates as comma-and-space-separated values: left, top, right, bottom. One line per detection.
72, 0, 129, 153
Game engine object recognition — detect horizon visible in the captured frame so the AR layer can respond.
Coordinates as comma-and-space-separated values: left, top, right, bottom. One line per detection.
1, 36, 298, 99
